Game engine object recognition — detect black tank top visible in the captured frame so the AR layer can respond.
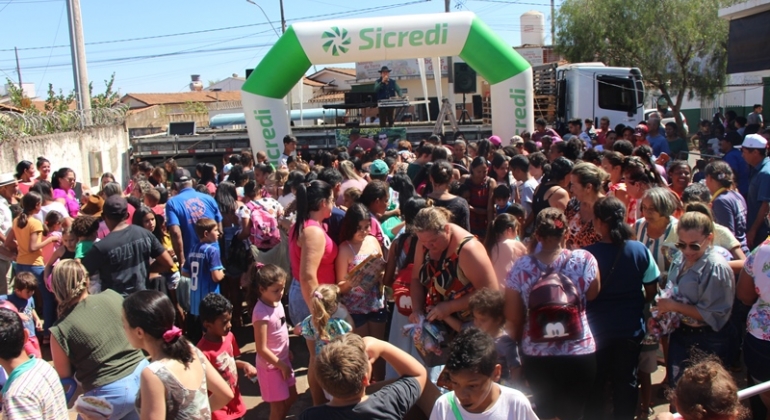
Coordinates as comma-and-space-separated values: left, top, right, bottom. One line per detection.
531, 183, 561, 220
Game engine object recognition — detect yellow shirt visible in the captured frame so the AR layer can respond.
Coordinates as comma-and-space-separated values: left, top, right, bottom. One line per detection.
14, 216, 44, 266
161, 233, 179, 273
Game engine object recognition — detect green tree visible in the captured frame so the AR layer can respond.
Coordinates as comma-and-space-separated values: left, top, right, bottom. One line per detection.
44, 83, 75, 112
555, 0, 736, 133
4, 78, 35, 111
89, 72, 120, 109
182, 100, 208, 114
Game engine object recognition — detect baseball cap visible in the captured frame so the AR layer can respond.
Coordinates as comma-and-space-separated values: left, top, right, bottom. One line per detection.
634, 125, 649, 136
103, 195, 128, 219
174, 168, 192, 185
740, 133, 767, 149
369, 159, 389, 176
489, 135, 502, 146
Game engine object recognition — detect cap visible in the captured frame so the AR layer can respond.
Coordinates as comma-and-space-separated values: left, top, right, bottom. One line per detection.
489, 135, 502, 146
79, 194, 104, 217
103, 195, 128, 219
723, 131, 743, 147
510, 135, 524, 146
0, 173, 16, 187
174, 168, 191, 183
634, 125, 649, 136
369, 159, 389, 176
740, 133, 767, 149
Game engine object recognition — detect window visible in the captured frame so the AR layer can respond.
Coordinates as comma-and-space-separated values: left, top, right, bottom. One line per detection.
597, 76, 636, 113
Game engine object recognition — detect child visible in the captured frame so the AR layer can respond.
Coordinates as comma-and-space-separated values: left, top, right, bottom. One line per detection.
41, 210, 64, 266
43, 228, 77, 291
198, 293, 256, 420
300, 333, 430, 420
0, 307, 68, 419
71, 215, 100, 261
1, 272, 43, 358
655, 358, 746, 420
493, 184, 513, 215
251, 264, 297, 420
342, 187, 361, 212
468, 288, 522, 387
143, 188, 164, 215
429, 328, 537, 420
182, 217, 224, 344
295, 284, 353, 357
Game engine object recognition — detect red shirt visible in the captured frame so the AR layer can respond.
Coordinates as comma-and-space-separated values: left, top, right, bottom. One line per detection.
197, 332, 246, 420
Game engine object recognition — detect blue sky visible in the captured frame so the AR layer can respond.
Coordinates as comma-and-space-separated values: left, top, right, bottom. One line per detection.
0, 0, 556, 97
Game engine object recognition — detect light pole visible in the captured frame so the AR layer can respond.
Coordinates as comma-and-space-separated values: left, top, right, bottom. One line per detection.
445, 0, 455, 117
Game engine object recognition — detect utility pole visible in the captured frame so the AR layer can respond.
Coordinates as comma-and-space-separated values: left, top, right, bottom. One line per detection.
279, 0, 286, 33
66, 0, 91, 115
14, 47, 22, 89
550, 0, 555, 44
445, 0, 455, 117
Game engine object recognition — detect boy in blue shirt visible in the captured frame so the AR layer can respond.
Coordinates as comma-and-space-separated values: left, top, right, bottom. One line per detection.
1, 272, 42, 358
493, 184, 513, 215
182, 218, 224, 343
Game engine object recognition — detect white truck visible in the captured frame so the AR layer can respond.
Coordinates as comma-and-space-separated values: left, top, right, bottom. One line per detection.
533, 62, 645, 129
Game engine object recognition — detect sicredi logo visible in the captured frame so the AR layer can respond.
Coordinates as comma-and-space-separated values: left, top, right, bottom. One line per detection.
321, 23, 449, 55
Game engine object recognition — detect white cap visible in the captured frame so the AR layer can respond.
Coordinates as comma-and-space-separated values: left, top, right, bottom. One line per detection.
0, 173, 16, 187
740, 134, 767, 149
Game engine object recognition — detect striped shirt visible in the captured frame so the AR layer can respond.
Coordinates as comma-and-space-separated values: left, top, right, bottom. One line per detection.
1, 358, 68, 420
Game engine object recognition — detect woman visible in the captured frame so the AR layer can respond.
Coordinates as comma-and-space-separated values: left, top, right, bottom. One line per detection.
505, 208, 600, 420
30, 181, 69, 223
490, 152, 515, 194
408, 206, 497, 329
216, 181, 250, 325
657, 212, 735, 388
124, 290, 233, 419
665, 122, 690, 160
164, 158, 178, 186
49, 260, 148, 420
288, 179, 337, 405
704, 161, 748, 254
337, 160, 367, 206
624, 156, 667, 225
601, 151, 629, 209
52, 167, 79, 217
15, 160, 36, 195
484, 213, 527, 286
150, 167, 167, 190
634, 187, 680, 278
358, 180, 392, 251
529, 156, 573, 230
738, 239, 770, 418
199, 163, 217, 196
584, 197, 660, 420
35, 156, 51, 183
335, 203, 386, 343
668, 160, 692, 199
426, 160, 470, 232
565, 162, 608, 249
462, 156, 496, 238
99, 172, 116, 191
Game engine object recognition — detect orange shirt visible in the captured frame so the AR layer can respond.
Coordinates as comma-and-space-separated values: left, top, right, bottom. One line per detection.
14, 216, 44, 266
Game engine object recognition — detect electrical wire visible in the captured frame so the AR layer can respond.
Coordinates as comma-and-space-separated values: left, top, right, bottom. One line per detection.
35, 0, 66, 97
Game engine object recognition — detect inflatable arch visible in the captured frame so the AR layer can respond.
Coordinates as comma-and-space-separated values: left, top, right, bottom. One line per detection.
242, 11, 534, 163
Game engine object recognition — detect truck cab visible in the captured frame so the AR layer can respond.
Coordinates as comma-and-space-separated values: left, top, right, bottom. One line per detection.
555, 63, 644, 129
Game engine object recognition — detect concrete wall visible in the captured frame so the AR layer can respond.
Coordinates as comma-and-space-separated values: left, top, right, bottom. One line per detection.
1, 124, 130, 190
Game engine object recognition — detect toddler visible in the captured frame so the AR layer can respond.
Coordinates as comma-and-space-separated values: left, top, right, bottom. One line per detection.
0, 272, 43, 358
468, 288, 522, 388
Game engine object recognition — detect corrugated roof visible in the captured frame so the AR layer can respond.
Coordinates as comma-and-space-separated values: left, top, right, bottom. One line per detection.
308, 91, 344, 103
121, 91, 242, 107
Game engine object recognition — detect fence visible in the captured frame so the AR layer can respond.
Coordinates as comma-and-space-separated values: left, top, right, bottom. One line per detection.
0, 106, 128, 140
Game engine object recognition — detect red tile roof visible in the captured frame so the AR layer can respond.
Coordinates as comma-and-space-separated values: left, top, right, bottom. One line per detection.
121, 91, 242, 107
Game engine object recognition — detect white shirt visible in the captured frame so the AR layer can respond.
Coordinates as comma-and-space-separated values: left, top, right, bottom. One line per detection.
429, 385, 539, 420
517, 177, 539, 218
34, 201, 69, 223
0, 196, 12, 236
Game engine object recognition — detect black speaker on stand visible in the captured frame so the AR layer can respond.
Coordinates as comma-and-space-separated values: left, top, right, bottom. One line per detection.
454, 63, 477, 124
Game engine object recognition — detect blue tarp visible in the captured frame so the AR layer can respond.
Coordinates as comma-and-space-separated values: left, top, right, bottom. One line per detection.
210, 108, 345, 127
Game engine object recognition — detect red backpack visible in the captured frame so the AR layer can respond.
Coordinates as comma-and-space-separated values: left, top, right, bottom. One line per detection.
527, 253, 583, 343
246, 200, 281, 251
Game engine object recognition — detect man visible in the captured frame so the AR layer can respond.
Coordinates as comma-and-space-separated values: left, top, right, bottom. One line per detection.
0, 173, 16, 295
735, 116, 748, 136
721, 132, 749, 198
510, 155, 538, 219
595, 116, 610, 145
741, 134, 770, 247
165, 169, 223, 270
646, 113, 671, 157
82, 195, 173, 296
565, 118, 593, 149
406, 143, 434, 181
531, 118, 562, 145
347, 129, 375, 153
748, 104, 764, 128
240, 151, 255, 181
280, 135, 297, 168
374, 66, 402, 127
584, 118, 597, 142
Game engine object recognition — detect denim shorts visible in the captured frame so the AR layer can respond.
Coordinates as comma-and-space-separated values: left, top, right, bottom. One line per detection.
288, 280, 310, 326
350, 307, 389, 328
79, 359, 149, 420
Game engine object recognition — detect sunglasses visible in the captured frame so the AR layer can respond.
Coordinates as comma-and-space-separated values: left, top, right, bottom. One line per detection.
674, 238, 709, 251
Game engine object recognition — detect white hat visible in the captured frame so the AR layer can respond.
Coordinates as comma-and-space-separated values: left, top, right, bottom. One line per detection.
740, 134, 767, 149
0, 173, 16, 187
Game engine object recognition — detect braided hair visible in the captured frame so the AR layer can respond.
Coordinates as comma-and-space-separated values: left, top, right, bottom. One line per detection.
51, 260, 90, 317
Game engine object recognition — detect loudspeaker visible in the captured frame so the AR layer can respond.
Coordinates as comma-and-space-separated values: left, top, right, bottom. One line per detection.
454, 63, 477, 94
472, 94, 482, 119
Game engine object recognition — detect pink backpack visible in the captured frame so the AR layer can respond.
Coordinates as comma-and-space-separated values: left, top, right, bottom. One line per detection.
246, 200, 281, 251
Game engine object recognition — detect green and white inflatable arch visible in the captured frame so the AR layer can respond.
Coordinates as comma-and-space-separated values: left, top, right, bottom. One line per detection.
242, 11, 533, 163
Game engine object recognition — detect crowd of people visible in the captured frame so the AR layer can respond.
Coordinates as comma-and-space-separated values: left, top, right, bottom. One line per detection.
0, 108, 768, 420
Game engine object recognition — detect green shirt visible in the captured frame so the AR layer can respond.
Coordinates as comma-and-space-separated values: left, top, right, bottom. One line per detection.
49, 289, 145, 391
667, 137, 689, 159
74, 240, 94, 259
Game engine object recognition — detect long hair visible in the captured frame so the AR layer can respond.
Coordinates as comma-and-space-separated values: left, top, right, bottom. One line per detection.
51, 168, 74, 190
17, 192, 42, 230
541, 157, 574, 184
310, 284, 341, 342
593, 197, 634, 246
215, 181, 239, 215
51, 260, 90, 317
339, 203, 370, 243
484, 213, 518, 256
123, 290, 193, 366
293, 179, 332, 239
15, 160, 32, 180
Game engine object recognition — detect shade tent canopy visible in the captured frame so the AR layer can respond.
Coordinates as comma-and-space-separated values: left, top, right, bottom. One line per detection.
242, 11, 534, 164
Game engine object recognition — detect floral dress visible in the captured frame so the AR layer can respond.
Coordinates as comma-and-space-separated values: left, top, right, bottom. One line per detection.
565, 203, 601, 250
135, 348, 211, 419
299, 305, 353, 354
743, 239, 770, 341
341, 242, 384, 316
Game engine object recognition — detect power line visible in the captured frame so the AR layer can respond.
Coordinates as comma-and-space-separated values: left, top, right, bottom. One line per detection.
36, 0, 66, 97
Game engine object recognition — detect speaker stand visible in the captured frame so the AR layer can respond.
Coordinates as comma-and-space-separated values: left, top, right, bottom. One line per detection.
458, 92, 472, 125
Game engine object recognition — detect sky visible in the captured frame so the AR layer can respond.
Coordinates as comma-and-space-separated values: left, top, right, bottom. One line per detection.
0, 0, 558, 98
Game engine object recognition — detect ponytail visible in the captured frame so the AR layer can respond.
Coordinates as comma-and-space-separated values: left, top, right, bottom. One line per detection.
18, 192, 42, 229
292, 179, 332, 239
484, 214, 519, 256
310, 284, 340, 342
123, 290, 193, 366
593, 196, 634, 246
51, 167, 73, 190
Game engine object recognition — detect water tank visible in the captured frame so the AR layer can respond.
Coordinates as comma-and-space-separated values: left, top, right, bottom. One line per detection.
521, 11, 545, 46
189, 74, 203, 92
